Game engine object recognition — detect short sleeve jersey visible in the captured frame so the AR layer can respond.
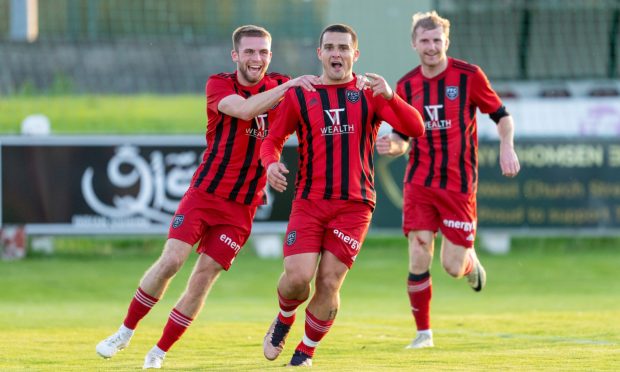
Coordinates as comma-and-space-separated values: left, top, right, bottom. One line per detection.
395, 58, 502, 194
262, 77, 424, 208
191, 71, 289, 205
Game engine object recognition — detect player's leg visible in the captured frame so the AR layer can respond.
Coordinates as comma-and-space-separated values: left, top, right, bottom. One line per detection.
436, 190, 485, 291
264, 200, 323, 361
286, 250, 349, 367
441, 238, 486, 291
402, 183, 440, 349
405, 230, 436, 349
285, 200, 370, 366
96, 238, 193, 359
264, 252, 319, 360
143, 253, 223, 369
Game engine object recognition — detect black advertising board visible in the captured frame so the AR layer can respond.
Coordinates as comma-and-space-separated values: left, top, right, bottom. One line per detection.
0, 136, 297, 234
2, 136, 620, 234
373, 138, 620, 232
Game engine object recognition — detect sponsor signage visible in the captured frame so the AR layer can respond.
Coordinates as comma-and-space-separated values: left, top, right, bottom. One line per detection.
2, 136, 619, 235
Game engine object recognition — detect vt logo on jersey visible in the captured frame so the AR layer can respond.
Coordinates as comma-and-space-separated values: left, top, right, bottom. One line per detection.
424, 104, 452, 130
321, 108, 355, 136
245, 114, 268, 139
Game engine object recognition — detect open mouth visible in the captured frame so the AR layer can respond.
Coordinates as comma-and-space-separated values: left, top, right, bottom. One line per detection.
248, 65, 262, 73
331, 62, 343, 70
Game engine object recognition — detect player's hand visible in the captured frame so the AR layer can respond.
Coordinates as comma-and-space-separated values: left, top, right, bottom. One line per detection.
290, 75, 322, 92
376, 134, 409, 156
266, 162, 289, 192
499, 144, 520, 177
355, 73, 369, 90
365, 73, 394, 99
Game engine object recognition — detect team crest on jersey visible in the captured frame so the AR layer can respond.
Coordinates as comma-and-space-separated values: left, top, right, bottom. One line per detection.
346, 90, 360, 103
446, 86, 459, 100
286, 231, 297, 246
172, 214, 184, 229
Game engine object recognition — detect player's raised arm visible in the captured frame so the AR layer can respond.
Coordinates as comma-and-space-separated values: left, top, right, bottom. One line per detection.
218, 75, 321, 121
368, 72, 424, 138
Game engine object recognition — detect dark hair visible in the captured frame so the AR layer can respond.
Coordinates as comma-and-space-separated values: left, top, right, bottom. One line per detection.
232, 25, 272, 51
319, 23, 358, 48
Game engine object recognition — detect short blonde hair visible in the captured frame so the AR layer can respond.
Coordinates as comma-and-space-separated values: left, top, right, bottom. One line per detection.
411, 11, 450, 40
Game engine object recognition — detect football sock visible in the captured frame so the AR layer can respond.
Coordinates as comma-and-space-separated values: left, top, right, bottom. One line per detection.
123, 287, 159, 330
277, 289, 305, 326
294, 308, 334, 358
156, 308, 193, 352
407, 271, 432, 331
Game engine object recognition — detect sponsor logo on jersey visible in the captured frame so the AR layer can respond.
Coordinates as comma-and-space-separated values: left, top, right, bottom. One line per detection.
172, 214, 184, 228
219, 233, 241, 253
321, 108, 355, 136
246, 114, 268, 139
346, 89, 360, 103
424, 104, 452, 130
333, 228, 361, 251
286, 230, 296, 246
443, 218, 476, 232
446, 86, 459, 100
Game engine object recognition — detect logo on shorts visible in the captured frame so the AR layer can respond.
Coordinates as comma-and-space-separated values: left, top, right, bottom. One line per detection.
333, 229, 361, 251
446, 86, 459, 100
172, 214, 184, 229
286, 231, 296, 246
346, 90, 360, 103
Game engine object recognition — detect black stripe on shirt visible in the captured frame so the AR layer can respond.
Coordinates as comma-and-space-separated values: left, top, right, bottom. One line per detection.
244, 162, 263, 205
295, 87, 313, 199
423, 81, 435, 187
318, 89, 334, 199
207, 118, 238, 193
359, 93, 369, 203
438, 78, 449, 189
337, 88, 350, 200
458, 74, 469, 193
193, 115, 225, 188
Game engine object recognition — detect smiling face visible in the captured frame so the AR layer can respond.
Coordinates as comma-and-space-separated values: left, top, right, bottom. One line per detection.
317, 31, 359, 84
412, 26, 449, 71
232, 36, 272, 86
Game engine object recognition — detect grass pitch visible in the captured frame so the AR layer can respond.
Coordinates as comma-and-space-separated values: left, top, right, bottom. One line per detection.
0, 236, 618, 371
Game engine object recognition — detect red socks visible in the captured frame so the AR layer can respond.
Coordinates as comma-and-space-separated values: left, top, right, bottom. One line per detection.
294, 309, 334, 357
123, 287, 159, 330
277, 289, 305, 326
156, 308, 193, 352
407, 272, 432, 331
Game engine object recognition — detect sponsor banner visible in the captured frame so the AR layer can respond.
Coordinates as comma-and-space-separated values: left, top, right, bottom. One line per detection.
478, 98, 620, 138
2, 136, 620, 234
374, 138, 620, 231
0, 136, 296, 234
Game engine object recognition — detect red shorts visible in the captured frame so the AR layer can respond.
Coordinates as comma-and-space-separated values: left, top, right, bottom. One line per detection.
403, 183, 477, 248
283, 199, 372, 268
168, 187, 257, 270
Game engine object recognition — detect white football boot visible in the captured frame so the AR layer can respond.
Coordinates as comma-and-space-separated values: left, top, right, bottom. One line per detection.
96, 325, 134, 358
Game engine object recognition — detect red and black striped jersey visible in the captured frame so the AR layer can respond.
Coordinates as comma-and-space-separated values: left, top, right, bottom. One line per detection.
191, 71, 290, 205
261, 77, 424, 208
395, 58, 503, 194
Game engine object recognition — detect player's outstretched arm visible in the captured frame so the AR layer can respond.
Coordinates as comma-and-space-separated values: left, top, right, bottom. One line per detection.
218, 75, 321, 121
376, 133, 410, 157
497, 116, 520, 178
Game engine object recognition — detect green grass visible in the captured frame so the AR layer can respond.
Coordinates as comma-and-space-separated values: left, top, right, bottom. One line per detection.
0, 95, 205, 134
1, 236, 619, 371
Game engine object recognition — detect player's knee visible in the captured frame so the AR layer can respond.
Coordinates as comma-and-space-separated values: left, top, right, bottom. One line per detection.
284, 271, 312, 293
